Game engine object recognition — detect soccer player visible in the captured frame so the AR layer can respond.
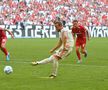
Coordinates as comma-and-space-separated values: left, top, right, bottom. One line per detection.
72, 20, 90, 63
32, 21, 74, 78
0, 27, 14, 61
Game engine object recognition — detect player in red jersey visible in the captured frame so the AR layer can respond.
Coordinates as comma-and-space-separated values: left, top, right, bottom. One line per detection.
0, 27, 14, 61
72, 20, 90, 63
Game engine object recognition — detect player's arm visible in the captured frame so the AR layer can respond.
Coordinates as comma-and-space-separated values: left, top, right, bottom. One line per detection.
85, 28, 90, 41
83, 26, 90, 41
71, 28, 76, 40
50, 38, 62, 53
62, 31, 69, 51
72, 33, 76, 40
51, 19, 57, 25
4, 29, 14, 39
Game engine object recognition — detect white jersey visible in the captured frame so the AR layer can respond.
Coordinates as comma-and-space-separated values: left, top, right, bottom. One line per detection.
59, 28, 74, 48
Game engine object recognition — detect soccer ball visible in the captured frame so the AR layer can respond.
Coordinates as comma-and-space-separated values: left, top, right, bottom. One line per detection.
4, 66, 13, 74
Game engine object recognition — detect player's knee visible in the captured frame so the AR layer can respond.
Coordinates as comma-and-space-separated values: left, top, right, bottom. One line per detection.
53, 55, 61, 60
1, 44, 5, 48
76, 48, 79, 52
55, 56, 61, 60
81, 49, 85, 53
81, 50, 83, 53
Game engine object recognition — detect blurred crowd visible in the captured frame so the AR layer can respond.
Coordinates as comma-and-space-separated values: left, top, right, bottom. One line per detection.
0, 0, 108, 26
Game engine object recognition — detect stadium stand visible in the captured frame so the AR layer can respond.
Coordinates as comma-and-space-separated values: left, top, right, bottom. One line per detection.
0, 0, 107, 26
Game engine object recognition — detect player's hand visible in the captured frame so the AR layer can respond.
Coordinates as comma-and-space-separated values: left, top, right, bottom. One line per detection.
50, 49, 55, 54
63, 48, 68, 51
88, 38, 90, 41
11, 35, 14, 39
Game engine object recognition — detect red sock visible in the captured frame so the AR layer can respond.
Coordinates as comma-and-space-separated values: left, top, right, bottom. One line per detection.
1, 47, 8, 56
76, 50, 81, 60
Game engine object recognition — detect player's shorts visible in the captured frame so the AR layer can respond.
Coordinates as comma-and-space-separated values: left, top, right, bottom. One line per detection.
0, 38, 7, 47
76, 38, 86, 49
52, 45, 73, 60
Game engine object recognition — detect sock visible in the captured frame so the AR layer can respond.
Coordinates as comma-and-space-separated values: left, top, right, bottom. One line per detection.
1, 47, 8, 56
76, 50, 81, 60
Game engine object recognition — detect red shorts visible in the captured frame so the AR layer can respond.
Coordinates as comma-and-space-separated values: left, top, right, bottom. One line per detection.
76, 38, 86, 49
0, 38, 7, 47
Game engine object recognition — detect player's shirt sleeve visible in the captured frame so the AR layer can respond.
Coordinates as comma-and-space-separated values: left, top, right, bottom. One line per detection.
80, 26, 86, 32
80, 26, 87, 38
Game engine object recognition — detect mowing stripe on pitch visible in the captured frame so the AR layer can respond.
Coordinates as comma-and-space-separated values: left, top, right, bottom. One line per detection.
1, 59, 108, 68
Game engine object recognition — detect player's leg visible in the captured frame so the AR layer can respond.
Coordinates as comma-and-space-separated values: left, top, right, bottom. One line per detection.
49, 48, 72, 78
50, 47, 72, 77
0, 39, 8, 56
0, 38, 10, 61
32, 55, 59, 65
32, 55, 59, 78
32, 47, 72, 78
81, 44, 87, 57
81, 40, 87, 58
76, 46, 82, 63
50, 55, 59, 78
32, 47, 62, 65
75, 40, 82, 63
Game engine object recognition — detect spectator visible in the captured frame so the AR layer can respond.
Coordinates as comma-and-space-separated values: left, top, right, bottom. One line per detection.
0, 0, 107, 27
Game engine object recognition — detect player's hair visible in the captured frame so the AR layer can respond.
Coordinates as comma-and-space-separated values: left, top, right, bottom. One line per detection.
55, 21, 63, 26
73, 20, 78, 23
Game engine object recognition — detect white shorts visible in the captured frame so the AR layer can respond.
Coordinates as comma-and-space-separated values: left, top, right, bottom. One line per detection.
52, 46, 73, 60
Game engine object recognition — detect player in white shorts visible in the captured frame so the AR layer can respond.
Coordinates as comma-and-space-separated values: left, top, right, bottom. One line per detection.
32, 21, 74, 78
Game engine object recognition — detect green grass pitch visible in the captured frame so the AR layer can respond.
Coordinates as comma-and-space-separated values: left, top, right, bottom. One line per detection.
0, 38, 108, 90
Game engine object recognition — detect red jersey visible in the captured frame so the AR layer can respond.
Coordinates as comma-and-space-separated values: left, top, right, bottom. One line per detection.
72, 25, 86, 39
0, 27, 7, 39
